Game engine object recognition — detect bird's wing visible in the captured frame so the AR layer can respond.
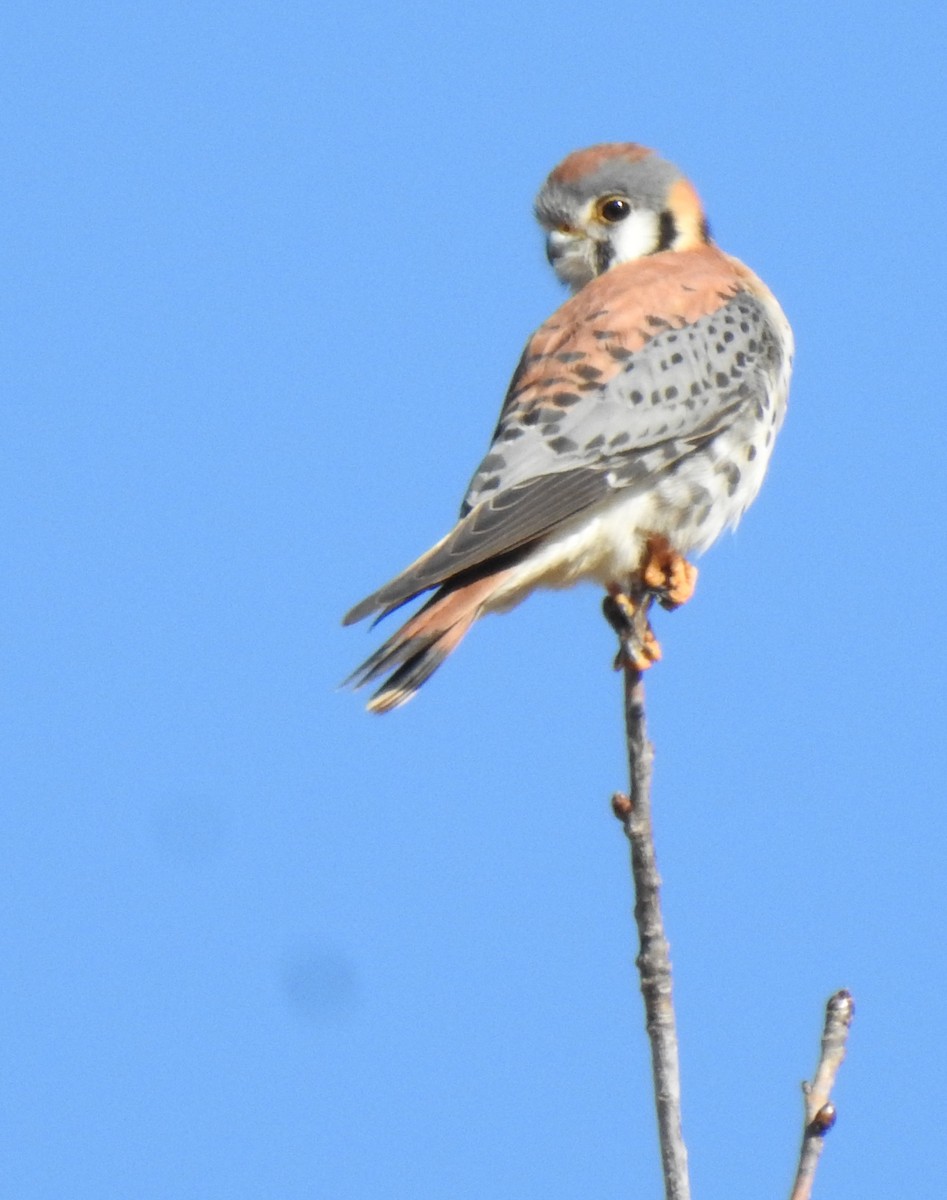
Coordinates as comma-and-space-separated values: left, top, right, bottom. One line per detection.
344, 246, 788, 626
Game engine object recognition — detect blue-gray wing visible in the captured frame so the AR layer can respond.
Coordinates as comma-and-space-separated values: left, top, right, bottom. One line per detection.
345, 251, 791, 626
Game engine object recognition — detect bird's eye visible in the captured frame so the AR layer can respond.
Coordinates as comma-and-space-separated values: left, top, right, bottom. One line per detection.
597, 196, 631, 223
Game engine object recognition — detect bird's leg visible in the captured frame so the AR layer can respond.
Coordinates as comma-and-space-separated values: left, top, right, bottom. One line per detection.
603, 585, 662, 672
640, 535, 698, 611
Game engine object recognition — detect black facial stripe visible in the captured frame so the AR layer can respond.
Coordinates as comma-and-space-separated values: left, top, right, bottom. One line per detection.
656, 209, 677, 252
595, 240, 614, 274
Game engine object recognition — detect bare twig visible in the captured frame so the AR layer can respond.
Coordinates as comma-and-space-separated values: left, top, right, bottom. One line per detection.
610, 614, 691, 1200
788, 989, 855, 1200
606, 596, 853, 1200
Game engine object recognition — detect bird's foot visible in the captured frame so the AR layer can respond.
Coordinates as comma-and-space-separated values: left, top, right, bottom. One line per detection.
641, 536, 698, 611
602, 539, 696, 671
603, 589, 662, 672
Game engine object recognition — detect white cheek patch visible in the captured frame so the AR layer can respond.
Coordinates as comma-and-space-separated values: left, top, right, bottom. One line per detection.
610, 209, 660, 263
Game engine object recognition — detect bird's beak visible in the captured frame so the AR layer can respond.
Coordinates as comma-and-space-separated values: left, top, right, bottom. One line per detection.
545, 227, 583, 267
545, 227, 595, 291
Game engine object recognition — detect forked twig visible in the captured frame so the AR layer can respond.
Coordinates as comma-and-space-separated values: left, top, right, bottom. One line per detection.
788, 990, 855, 1200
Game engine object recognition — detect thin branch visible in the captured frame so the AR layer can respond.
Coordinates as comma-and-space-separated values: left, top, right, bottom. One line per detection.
605, 594, 853, 1200
788, 989, 855, 1200
611, 647, 691, 1200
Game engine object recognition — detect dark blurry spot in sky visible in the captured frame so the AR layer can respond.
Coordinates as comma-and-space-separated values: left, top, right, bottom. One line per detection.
281, 946, 360, 1023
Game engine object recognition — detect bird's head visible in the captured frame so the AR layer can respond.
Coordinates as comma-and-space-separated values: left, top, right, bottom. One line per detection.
534, 143, 711, 292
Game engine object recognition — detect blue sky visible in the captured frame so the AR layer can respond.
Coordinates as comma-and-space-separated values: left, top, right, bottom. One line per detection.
3, 2, 946, 1196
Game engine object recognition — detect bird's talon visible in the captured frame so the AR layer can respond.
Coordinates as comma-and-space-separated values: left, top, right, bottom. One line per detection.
605, 590, 661, 672
602, 592, 636, 639
614, 639, 661, 672
629, 625, 662, 669
611, 591, 639, 625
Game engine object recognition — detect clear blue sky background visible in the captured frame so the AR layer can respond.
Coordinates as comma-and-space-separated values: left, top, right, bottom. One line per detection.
3, 2, 945, 1196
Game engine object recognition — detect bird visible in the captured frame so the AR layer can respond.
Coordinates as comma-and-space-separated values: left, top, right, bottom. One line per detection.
343, 142, 793, 713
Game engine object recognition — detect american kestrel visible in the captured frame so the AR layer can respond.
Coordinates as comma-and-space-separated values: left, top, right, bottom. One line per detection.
344, 143, 793, 712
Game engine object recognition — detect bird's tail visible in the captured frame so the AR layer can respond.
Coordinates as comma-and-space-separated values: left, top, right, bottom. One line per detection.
344, 571, 510, 713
